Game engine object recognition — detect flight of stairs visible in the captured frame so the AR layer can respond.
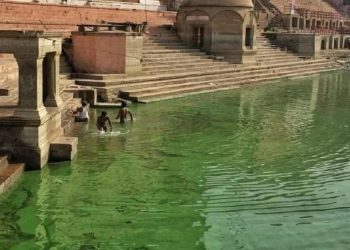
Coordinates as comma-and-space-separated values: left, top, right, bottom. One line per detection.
0, 155, 24, 195
259, 0, 281, 15
74, 27, 338, 103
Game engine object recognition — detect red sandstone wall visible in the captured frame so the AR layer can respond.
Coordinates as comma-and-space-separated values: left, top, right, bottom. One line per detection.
73, 33, 126, 74
0, 1, 176, 32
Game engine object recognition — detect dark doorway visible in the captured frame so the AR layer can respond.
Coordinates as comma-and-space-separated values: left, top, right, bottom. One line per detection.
192, 26, 204, 49
345, 38, 350, 49
42, 55, 49, 105
306, 20, 311, 29
334, 38, 339, 49
292, 17, 298, 28
311, 19, 316, 29
42, 52, 56, 106
245, 27, 253, 47
299, 19, 304, 29
321, 40, 327, 50
329, 38, 333, 49
316, 21, 321, 29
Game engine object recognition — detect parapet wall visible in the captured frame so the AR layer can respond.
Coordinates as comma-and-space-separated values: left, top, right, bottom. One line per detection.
0, 1, 176, 32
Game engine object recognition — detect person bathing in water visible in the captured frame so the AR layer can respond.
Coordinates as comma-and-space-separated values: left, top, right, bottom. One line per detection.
73, 101, 89, 122
97, 111, 112, 132
116, 101, 133, 124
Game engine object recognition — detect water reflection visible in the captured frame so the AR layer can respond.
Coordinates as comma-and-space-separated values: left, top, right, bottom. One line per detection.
0, 71, 350, 249
202, 71, 350, 249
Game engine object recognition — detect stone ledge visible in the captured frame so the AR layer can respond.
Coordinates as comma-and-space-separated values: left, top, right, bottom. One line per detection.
0, 163, 24, 196
49, 136, 78, 162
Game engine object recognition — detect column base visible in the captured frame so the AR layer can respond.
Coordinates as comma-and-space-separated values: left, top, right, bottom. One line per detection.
14, 106, 48, 122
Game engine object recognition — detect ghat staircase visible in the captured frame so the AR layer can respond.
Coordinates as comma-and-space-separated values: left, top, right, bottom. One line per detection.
0, 155, 24, 195
74, 27, 338, 103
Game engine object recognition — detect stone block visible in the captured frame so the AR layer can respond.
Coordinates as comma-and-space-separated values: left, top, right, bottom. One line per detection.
49, 136, 78, 162
0, 163, 24, 196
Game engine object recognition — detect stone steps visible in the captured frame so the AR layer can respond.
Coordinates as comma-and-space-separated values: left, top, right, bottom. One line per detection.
121, 61, 333, 92
142, 57, 215, 66
143, 41, 184, 46
77, 59, 332, 88
136, 67, 338, 103
256, 58, 301, 64
256, 54, 300, 60
142, 61, 228, 71
60, 78, 76, 93
120, 61, 336, 101
143, 51, 208, 58
60, 54, 73, 75
142, 55, 213, 63
256, 49, 291, 55
143, 44, 188, 50
143, 48, 201, 54
144, 38, 183, 43
0, 155, 24, 196
142, 64, 235, 75
75, 28, 339, 103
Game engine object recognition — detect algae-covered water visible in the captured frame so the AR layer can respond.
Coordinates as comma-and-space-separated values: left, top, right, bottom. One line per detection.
1, 71, 350, 250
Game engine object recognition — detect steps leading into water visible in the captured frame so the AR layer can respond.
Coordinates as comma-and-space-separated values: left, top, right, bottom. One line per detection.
73, 27, 339, 103
0, 155, 24, 195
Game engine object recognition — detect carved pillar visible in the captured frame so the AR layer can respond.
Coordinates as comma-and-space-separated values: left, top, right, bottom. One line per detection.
14, 55, 48, 121
44, 52, 63, 108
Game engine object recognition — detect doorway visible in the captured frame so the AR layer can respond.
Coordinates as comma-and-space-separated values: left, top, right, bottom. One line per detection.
192, 26, 204, 49
42, 52, 56, 107
42, 55, 49, 105
245, 27, 253, 48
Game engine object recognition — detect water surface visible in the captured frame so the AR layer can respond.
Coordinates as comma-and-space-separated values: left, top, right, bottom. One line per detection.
1, 71, 350, 249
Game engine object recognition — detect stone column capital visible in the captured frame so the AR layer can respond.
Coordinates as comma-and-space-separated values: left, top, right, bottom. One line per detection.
14, 54, 44, 63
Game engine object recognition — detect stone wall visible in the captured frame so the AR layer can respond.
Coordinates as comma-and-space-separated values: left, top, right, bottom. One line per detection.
0, 1, 176, 32
270, 32, 348, 58
72, 31, 143, 74
0, 54, 18, 99
273, 33, 316, 58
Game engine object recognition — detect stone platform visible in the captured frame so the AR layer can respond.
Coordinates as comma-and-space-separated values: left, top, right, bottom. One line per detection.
49, 136, 78, 162
0, 155, 24, 195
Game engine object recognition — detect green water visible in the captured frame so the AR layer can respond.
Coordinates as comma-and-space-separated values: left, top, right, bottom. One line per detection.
1, 71, 350, 250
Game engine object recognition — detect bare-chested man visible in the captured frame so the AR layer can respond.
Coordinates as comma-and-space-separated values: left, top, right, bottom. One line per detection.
97, 111, 112, 132
116, 101, 133, 124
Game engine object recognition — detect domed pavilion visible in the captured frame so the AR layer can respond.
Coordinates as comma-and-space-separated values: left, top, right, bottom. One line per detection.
176, 0, 257, 64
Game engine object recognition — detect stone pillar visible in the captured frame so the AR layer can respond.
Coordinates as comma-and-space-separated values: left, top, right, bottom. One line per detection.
14, 55, 48, 121
329, 37, 333, 49
44, 53, 63, 108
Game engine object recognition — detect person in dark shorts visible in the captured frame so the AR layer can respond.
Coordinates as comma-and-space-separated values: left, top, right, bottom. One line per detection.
97, 111, 112, 132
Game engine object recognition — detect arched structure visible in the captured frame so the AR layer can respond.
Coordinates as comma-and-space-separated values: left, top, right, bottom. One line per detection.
176, 0, 257, 64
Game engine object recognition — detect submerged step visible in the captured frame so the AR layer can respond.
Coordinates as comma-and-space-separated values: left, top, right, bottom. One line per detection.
0, 163, 24, 196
